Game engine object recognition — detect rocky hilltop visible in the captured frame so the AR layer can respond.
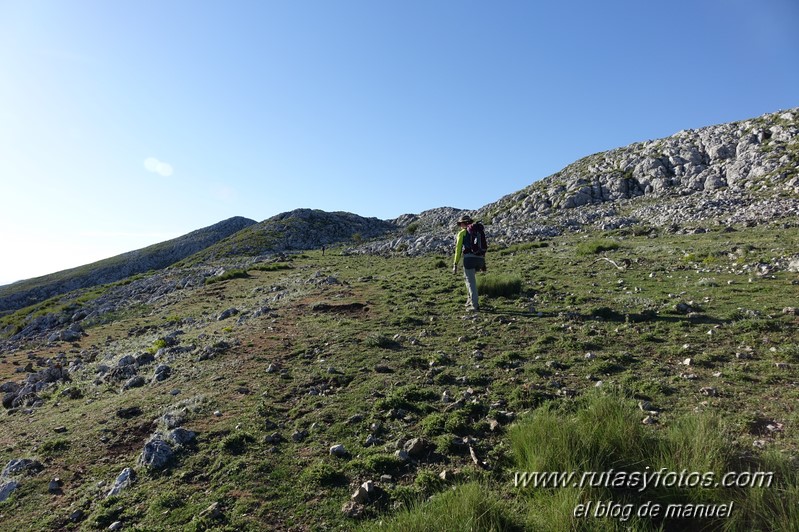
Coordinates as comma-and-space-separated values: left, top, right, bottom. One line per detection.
186, 209, 398, 263
478, 107, 798, 239
372, 107, 799, 255
0, 216, 257, 313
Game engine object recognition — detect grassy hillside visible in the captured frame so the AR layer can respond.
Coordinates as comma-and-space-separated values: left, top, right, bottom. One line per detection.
0, 223, 797, 530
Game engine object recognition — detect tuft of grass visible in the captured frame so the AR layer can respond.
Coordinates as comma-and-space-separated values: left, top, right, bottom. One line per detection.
576, 239, 621, 255
360, 481, 522, 531
299, 461, 347, 487
205, 269, 250, 285
478, 274, 523, 298
252, 262, 293, 272
508, 391, 799, 530
219, 432, 256, 455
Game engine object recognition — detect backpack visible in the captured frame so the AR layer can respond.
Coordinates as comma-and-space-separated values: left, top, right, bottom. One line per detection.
464, 222, 488, 256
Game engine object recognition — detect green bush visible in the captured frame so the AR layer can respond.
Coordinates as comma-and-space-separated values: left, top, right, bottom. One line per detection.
576, 239, 620, 255
219, 432, 256, 455
299, 461, 347, 487
477, 274, 523, 298
205, 269, 250, 285
252, 263, 292, 272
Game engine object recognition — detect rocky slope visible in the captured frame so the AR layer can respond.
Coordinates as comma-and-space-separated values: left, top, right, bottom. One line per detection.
477, 107, 799, 238
0, 216, 257, 314
368, 107, 799, 255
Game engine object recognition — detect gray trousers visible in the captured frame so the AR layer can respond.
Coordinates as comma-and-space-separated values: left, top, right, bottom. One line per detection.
462, 254, 484, 310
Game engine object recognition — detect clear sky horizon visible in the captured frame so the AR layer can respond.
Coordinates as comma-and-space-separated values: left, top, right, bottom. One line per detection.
2, 0, 798, 286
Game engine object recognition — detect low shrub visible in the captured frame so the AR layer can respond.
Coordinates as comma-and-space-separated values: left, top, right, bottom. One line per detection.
477, 274, 523, 298
576, 239, 620, 255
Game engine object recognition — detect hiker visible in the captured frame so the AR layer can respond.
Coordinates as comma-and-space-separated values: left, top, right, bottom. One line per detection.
452, 214, 487, 312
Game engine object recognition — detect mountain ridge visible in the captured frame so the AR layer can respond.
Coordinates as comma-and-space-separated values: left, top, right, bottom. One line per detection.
2, 107, 797, 313
0, 216, 257, 313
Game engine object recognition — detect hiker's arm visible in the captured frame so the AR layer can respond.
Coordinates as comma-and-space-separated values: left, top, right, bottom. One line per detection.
453, 230, 465, 272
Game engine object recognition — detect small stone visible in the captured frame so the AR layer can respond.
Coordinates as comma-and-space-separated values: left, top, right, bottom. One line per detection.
264, 432, 284, 444
108, 521, 123, 531
329, 444, 348, 457
682, 358, 692, 366
213, 410, 223, 417
394, 449, 410, 462
54, 426, 68, 434
380, 474, 393, 483
402, 437, 430, 457
341, 500, 363, 518
0, 481, 20, 503
642, 416, 657, 425
200, 501, 222, 519
700, 387, 717, 397
351, 480, 374, 503
48, 478, 63, 494
364, 434, 382, 447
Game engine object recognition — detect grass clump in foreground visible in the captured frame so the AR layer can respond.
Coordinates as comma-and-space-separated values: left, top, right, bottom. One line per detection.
371, 392, 798, 531
361, 481, 523, 531
507, 391, 798, 531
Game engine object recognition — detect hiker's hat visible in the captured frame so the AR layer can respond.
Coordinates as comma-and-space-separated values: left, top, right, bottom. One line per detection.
456, 214, 473, 225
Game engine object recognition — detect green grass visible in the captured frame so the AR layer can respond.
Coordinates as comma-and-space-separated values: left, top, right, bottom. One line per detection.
478, 274, 524, 298
0, 223, 797, 530
360, 482, 522, 531
576, 238, 621, 255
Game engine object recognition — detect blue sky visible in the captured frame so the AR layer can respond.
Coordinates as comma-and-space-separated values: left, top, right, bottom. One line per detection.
1, 0, 797, 285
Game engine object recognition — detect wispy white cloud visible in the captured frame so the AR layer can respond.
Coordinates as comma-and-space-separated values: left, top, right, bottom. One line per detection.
144, 157, 174, 177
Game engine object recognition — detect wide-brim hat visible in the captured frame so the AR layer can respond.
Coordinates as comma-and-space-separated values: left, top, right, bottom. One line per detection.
456, 214, 474, 224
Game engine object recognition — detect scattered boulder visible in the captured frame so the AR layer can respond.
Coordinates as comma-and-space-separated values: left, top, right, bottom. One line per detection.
122, 376, 146, 390
153, 365, 172, 382
1, 458, 43, 477
329, 444, 348, 458
166, 428, 196, 446
351, 480, 375, 504
106, 467, 136, 497
140, 437, 174, 470
403, 437, 432, 458
0, 481, 20, 502
217, 308, 239, 321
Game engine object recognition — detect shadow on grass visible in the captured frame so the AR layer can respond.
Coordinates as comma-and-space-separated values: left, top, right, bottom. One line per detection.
481, 306, 729, 325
